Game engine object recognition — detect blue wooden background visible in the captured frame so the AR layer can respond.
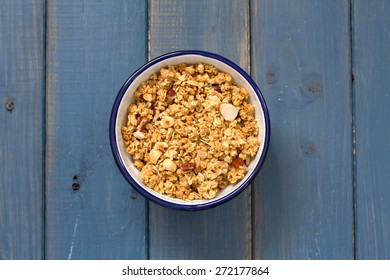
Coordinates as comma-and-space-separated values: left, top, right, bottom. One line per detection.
1, 0, 389, 260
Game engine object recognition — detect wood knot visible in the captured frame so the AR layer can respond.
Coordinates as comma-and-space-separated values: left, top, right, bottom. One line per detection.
130, 191, 138, 200
300, 72, 323, 102
265, 64, 279, 84
301, 141, 317, 156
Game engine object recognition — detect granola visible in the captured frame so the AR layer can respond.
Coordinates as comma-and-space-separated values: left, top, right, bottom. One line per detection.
121, 63, 260, 200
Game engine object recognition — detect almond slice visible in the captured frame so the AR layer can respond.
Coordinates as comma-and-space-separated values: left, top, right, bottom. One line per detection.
220, 103, 239, 121
133, 130, 145, 139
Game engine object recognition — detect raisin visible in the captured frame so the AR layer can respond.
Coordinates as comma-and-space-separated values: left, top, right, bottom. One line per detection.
166, 88, 176, 102
231, 158, 245, 168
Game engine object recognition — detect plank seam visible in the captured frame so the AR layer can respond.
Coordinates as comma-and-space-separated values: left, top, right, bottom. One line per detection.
350, 0, 357, 261
147, 0, 151, 62
248, 0, 254, 261
43, 0, 48, 260
146, 0, 151, 261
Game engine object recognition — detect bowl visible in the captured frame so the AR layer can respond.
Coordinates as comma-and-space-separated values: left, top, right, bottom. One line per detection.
109, 50, 270, 210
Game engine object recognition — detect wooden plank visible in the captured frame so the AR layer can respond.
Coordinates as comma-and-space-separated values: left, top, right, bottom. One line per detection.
45, 0, 148, 259
251, 0, 353, 259
148, 0, 251, 260
0, 0, 45, 259
353, 0, 390, 259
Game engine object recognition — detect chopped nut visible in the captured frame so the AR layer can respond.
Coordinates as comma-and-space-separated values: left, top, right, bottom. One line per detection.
197, 150, 207, 159
150, 149, 163, 164
166, 149, 178, 160
136, 117, 148, 131
162, 158, 177, 172
143, 93, 153, 102
154, 142, 168, 151
220, 103, 239, 121
161, 116, 174, 128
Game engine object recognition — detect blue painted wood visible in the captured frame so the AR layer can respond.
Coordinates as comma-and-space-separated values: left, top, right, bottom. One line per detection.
148, 0, 252, 259
353, 0, 390, 259
45, 0, 148, 259
2, 0, 389, 260
251, 0, 353, 259
0, 0, 45, 259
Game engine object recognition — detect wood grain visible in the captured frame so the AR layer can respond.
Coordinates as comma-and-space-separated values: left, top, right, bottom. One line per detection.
1, 0, 389, 260
45, 0, 148, 259
0, 0, 45, 260
148, 0, 252, 259
251, 0, 353, 259
353, 0, 390, 259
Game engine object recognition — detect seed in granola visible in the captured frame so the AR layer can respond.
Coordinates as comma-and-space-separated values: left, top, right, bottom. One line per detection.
231, 158, 245, 168
162, 158, 177, 172
181, 162, 196, 171
220, 103, 239, 121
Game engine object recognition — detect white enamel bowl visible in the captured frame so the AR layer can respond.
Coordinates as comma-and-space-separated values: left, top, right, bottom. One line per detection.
110, 50, 270, 210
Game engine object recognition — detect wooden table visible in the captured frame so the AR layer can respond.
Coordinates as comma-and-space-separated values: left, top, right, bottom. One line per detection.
1, 0, 389, 260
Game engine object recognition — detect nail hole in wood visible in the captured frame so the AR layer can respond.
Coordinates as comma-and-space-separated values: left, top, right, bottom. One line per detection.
5, 100, 15, 112
72, 183, 80, 191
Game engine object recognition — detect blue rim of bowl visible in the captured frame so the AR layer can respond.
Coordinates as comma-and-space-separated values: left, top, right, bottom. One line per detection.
109, 50, 270, 211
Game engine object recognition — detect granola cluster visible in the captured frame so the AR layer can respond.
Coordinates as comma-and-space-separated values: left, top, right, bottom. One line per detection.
121, 63, 259, 200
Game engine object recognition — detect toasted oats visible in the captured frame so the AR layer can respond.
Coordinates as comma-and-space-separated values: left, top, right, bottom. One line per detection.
122, 63, 260, 200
